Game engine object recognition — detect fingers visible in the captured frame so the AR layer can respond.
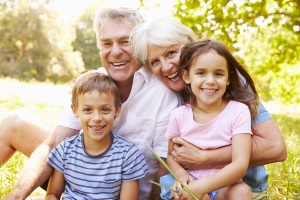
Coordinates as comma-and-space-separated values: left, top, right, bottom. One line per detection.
172, 137, 186, 146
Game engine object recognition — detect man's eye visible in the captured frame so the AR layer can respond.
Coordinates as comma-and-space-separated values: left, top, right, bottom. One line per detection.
121, 40, 130, 45
101, 43, 111, 47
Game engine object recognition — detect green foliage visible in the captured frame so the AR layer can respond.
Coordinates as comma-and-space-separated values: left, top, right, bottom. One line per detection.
266, 113, 300, 199
170, 0, 300, 105
0, 0, 85, 83
72, 5, 101, 70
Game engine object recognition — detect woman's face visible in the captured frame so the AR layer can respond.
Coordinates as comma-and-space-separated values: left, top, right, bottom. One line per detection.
147, 43, 186, 91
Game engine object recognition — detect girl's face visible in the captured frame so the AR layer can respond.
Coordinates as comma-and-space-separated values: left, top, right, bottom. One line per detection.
147, 43, 186, 91
182, 50, 230, 109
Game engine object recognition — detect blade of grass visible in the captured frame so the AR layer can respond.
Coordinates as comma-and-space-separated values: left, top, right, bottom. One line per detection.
146, 144, 199, 200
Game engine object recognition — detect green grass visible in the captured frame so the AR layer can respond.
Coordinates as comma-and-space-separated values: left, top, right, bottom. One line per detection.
0, 78, 299, 199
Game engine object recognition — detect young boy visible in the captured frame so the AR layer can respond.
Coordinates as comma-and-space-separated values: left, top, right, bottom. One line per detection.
45, 70, 148, 200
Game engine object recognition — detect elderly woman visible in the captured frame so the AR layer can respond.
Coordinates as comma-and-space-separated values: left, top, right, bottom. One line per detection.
130, 16, 286, 199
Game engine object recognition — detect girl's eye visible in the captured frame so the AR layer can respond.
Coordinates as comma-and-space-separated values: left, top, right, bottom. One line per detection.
216, 72, 224, 77
197, 71, 205, 75
102, 108, 110, 113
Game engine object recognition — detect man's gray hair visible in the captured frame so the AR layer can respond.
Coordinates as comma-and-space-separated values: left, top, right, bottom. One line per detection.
94, 7, 144, 49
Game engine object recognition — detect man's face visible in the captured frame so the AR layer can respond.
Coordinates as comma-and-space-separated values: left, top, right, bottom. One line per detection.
98, 19, 142, 85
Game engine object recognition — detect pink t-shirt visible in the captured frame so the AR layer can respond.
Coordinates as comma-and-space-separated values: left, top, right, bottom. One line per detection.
166, 100, 252, 179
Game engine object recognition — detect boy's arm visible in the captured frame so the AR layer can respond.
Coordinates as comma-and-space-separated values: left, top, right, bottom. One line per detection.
5, 126, 79, 200
171, 118, 286, 169
45, 169, 65, 200
120, 180, 139, 200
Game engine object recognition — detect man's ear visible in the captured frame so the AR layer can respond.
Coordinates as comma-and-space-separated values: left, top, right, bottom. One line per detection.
182, 69, 190, 84
71, 104, 79, 118
115, 103, 121, 118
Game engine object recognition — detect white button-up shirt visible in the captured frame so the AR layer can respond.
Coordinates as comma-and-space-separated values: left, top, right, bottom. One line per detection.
57, 66, 180, 199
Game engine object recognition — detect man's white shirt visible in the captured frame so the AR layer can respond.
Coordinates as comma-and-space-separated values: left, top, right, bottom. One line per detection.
57, 66, 180, 199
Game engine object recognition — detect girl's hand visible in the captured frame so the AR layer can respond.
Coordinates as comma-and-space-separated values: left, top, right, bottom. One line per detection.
172, 175, 194, 199
177, 180, 205, 200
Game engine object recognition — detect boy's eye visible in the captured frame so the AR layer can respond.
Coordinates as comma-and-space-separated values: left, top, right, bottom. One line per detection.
83, 108, 92, 112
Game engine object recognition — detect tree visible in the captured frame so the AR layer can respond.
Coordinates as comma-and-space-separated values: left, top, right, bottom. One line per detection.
0, 0, 84, 83
72, 5, 101, 70
140, 0, 300, 104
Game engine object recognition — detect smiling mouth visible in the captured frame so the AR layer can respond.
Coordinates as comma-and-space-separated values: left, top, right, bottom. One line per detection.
89, 125, 105, 131
167, 71, 180, 80
112, 62, 128, 66
202, 89, 218, 95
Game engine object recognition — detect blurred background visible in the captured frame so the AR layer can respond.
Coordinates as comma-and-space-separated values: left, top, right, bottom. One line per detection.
0, 0, 299, 105
0, 0, 299, 199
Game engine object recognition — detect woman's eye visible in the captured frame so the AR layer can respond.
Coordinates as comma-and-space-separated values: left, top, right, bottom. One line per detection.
150, 60, 159, 67
167, 51, 177, 57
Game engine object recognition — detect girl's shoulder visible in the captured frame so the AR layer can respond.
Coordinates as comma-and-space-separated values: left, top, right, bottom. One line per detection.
227, 100, 249, 111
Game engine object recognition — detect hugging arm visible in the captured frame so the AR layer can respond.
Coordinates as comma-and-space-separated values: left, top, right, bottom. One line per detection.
5, 126, 79, 200
172, 118, 287, 170
178, 134, 252, 200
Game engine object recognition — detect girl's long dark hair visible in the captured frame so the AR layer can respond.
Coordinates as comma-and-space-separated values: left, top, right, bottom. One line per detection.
180, 39, 259, 119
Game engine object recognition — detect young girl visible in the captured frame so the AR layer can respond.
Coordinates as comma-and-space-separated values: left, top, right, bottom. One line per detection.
161, 39, 260, 200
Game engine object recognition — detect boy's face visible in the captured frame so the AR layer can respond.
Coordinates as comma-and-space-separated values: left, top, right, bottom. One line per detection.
72, 90, 120, 147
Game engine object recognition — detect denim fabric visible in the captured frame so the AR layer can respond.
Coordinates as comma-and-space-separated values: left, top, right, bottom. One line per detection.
243, 166, 269, 192
160, 173, 220, 200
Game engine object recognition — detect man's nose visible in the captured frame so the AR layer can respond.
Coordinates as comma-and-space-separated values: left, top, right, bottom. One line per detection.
111, 43, 122, 56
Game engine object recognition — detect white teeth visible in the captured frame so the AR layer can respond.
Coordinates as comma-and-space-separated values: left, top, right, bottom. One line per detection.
90, 125, 105, 128
203, 89, 216, 93
167, 72, 178, 79
112, 62, 127, 66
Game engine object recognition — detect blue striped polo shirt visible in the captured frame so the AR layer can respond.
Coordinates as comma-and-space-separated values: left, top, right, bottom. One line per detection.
47, 132, 148, 199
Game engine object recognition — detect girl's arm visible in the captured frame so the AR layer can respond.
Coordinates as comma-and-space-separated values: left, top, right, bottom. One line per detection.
120, 180, 139, 200
167, 139, 193, 196
45, 169, 65, 200
181, 133, 252, 199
